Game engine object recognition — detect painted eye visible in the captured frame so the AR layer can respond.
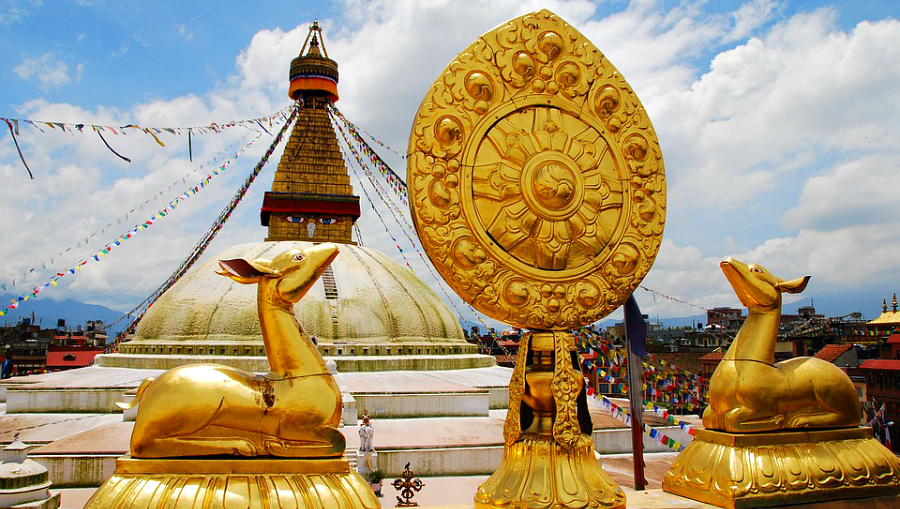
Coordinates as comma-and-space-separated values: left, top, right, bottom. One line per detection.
285, 216, 306, 224
318, 217, 339, 224
750, 267, 762, 273
293, 253, 305, 261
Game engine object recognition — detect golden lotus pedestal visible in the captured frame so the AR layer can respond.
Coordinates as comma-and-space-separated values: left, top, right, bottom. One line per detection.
663, 427, 900, 508
475, 332, 626, 509
85, 456, 379, 509
475, 434, 625, 509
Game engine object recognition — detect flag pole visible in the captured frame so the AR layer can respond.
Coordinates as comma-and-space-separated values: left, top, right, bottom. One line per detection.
623, 295, 647, 490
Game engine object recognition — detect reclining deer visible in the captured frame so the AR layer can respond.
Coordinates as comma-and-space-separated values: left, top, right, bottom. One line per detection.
702, 258, 860, 433
119, 244, 344, 458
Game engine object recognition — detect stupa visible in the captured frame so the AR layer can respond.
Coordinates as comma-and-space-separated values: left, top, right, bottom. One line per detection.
95, 21, 491, 373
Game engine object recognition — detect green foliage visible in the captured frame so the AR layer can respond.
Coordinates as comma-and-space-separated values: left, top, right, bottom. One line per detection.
368, 469, 385, 484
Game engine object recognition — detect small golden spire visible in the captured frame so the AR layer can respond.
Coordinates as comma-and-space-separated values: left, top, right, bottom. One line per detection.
884, 298, 889, 313
893, 293, 898, 313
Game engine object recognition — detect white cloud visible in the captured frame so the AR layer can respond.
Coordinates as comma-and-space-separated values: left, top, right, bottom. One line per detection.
177, 23, 194, 41
728, 0, 782, 42
0, 0, 42, 25
13, 52, 80, 90
782, 154, 900, 232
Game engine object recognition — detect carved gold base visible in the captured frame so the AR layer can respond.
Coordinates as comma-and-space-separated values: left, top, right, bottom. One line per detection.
475, 434, 626, 509
663, 427, 900, 508
84, 456, 380, 509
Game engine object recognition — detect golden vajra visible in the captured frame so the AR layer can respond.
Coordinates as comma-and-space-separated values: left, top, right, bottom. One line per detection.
392, 462, 424, 508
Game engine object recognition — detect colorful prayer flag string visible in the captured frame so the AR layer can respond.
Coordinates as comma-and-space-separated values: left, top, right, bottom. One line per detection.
0, 105, 293, 178
108, 103, 300, 347
586, 387, 690, 452
1, 135, 251, 294
0, 122, 281, 319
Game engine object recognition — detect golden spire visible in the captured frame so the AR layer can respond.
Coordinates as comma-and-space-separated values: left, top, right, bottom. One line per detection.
261, 21, 359, 244
893, 293, 898, 313
884, 298, 889, 313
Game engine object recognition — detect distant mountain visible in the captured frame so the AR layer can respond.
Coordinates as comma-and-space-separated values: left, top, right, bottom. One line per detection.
598, 314, 707, 330
0, 293, 127, 336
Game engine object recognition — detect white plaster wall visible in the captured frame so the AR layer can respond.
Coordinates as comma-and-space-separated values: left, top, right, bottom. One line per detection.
7, 389, 126, 413
377, 446, 503, 477
33, 455, 118, 487
354, 392, 489, 418
488, 387, 509, 409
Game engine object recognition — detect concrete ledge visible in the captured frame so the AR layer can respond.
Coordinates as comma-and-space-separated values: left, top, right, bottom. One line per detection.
95, 353, 495, 372
7, 389, 127, 414
32, 455, 118, 488
355, 392, 490, 418
376, 445, 503, 477
487, 388, 509, 409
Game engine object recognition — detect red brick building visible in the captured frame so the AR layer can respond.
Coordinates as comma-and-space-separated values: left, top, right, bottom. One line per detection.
860, 359, 900, 439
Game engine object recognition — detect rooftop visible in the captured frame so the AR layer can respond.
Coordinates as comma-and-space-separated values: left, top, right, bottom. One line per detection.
859, 359, 900, 371
813, 344, 853, 363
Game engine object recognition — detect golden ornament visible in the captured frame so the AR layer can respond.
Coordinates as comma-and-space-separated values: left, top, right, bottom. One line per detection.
407, 9, 666, 330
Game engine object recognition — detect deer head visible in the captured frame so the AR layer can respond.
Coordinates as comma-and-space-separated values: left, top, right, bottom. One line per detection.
216, 243, 339, 304
720, 257, 810, 311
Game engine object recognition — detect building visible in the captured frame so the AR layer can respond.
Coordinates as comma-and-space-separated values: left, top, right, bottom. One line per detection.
813, 344, 858, 368
707, 307, 744, 331
865, 294, 900, 342
466, 329, 521, 367
45, 346, 105, 371
700, 352, 725, 378
859, 359, 900, 440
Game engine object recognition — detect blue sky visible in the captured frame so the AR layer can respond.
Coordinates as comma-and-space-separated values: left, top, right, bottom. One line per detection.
1, 0, 899, 329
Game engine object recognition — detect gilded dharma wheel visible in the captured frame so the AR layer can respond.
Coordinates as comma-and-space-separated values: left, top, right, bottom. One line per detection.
407, 10, 666, 330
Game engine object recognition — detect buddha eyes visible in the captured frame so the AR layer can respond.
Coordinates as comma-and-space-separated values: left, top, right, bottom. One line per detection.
283, 216, 339, 224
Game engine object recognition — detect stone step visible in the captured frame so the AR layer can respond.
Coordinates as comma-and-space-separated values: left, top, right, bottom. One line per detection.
3, 366, 511, 414
354, 391, 490, 418
322, 265, 339, 300
96, 353, 495, 373
27, 414, 692, 486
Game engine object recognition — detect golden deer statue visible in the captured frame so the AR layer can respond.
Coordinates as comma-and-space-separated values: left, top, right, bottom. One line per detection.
702, 257, 860, 432
119, 244, 344, 458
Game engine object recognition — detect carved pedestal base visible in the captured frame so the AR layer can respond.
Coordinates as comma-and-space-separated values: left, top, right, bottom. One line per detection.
85, 456, 380, 509
663, 427, 900, 508
475, 434, 626, 509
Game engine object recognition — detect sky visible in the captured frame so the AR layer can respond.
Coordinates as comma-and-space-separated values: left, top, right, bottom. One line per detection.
1, 0, 899, 331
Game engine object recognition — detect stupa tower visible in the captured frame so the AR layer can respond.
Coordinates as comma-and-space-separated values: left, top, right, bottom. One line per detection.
261, 21, 360, 243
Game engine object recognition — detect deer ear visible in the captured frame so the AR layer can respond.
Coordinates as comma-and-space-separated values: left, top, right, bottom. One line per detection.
776, 275, 810, 294
217, 258, 274, 284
